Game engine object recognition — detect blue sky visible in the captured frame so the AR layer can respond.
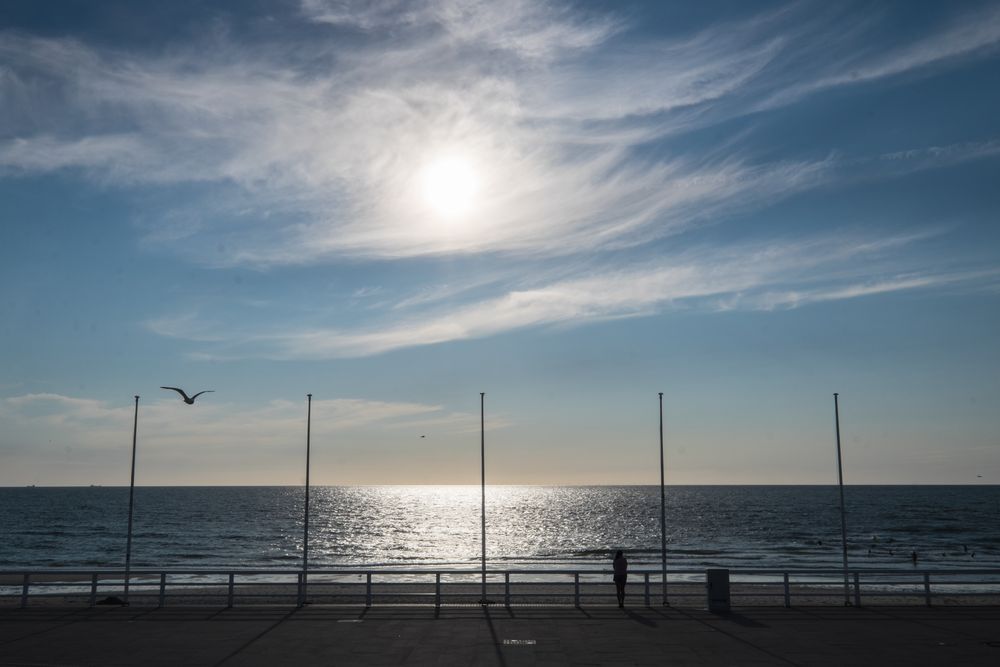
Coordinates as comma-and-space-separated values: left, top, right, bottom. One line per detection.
1, 0, 998, 486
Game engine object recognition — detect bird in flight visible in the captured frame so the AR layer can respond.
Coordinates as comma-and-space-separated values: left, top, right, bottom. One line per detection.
160, 387, 214, 404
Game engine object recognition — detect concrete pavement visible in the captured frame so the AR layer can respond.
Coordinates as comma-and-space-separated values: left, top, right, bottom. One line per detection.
2, 604, 999, 666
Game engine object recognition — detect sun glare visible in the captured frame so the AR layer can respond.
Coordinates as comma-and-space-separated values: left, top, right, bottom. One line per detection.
420, 156, 480, 219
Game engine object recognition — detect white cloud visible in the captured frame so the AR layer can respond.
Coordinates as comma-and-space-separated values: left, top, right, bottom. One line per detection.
2, 3, 996, 266
873, 140, 1000, 172
0, 393, 504, 484
0, 393, 490, 452
144, 231, 993, 360
300, 0, 620, 60
757, 3, 1000, 109
726, 275, 963, 312
2, 2, 998, 370
0, 134, 150, 174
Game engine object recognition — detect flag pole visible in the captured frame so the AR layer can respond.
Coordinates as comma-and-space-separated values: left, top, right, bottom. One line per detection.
659, 392, 668, 606
480, 392, 488, 604
834, 392, 851, 606
301, 393, 312, 606
123, 395, 139, 606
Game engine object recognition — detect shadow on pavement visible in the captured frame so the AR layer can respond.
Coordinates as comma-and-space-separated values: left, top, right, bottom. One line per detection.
212, 608, 298, 667
482, 607, 508, 667
673, 607, 798, 666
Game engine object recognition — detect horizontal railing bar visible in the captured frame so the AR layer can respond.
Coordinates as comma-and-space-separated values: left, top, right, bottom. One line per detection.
856, 590, 998, 597
5, 568, 999, 578
8, 586, 987, 594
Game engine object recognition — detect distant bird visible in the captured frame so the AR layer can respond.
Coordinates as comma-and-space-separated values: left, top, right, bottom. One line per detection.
160, 387, 214, 404
420, 435, 426, 438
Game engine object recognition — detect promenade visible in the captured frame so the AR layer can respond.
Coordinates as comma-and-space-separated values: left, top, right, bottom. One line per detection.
2, 604, 999, 666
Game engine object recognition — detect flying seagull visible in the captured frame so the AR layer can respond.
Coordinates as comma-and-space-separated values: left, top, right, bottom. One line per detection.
160, 387, 214, 405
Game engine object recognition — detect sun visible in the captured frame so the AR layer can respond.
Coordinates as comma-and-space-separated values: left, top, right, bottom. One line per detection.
420, 155, 480, 219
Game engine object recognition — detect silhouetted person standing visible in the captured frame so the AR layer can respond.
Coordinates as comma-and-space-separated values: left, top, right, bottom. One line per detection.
613, 550, 628, 608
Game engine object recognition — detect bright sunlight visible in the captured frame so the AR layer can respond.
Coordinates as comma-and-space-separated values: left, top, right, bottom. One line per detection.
420, 155, 480, 219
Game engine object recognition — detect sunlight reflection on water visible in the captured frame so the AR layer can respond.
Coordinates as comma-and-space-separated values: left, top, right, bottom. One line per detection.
1, 485, 997, 570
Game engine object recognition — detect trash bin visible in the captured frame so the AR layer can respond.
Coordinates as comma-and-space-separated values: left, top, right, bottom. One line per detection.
706, 568, 730, 613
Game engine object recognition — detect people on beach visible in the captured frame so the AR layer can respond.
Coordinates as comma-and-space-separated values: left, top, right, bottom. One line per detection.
911, 550, 918, 565
613, 550, 628, 608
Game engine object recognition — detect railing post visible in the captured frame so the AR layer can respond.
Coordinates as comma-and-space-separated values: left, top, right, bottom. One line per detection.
158, 572, 167, 607
923, 572, 932, 607
853, 571, 861, 607
366, 573, 372, 608
297, 572, 304, 607
504, 572, 510, 607
435, 573, 441, 607
228, 573, 235, 608
783, 572, 790, 608
20, 573, 30, 608
644, 573, 650, 607
90, 573, 98, 607
574, 573, 580, 608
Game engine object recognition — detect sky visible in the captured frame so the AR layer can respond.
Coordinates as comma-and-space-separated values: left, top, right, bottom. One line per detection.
1, 0, 999, 487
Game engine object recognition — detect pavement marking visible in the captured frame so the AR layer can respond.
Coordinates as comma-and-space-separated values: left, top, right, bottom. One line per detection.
502, 639, 536, 645
337, 619, 363, 623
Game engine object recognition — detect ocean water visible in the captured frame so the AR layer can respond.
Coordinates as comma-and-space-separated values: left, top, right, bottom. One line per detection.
0, 485, 997, 571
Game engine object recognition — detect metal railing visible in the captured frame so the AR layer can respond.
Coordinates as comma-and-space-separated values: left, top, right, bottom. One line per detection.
2, 567, 998, 608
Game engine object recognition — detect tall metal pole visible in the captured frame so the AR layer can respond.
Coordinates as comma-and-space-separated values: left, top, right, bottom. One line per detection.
124, 395, 139, 605
301, 393, 312, 606
833, 392, 851, 606
658, 392, 669, 606
480, 392, 487, 604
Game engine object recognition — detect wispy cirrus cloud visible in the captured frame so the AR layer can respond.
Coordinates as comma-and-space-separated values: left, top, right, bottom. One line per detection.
0, 134, 149, 173
301, 0, 621, 59
719, 273, 994, 312
2, 1, 998, 267
3, 0, 999, 371
757, 2, 1000, 110
145, 230, 996, 360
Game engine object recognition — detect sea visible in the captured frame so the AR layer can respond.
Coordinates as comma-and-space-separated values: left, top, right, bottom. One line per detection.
1, 486, 997, 572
